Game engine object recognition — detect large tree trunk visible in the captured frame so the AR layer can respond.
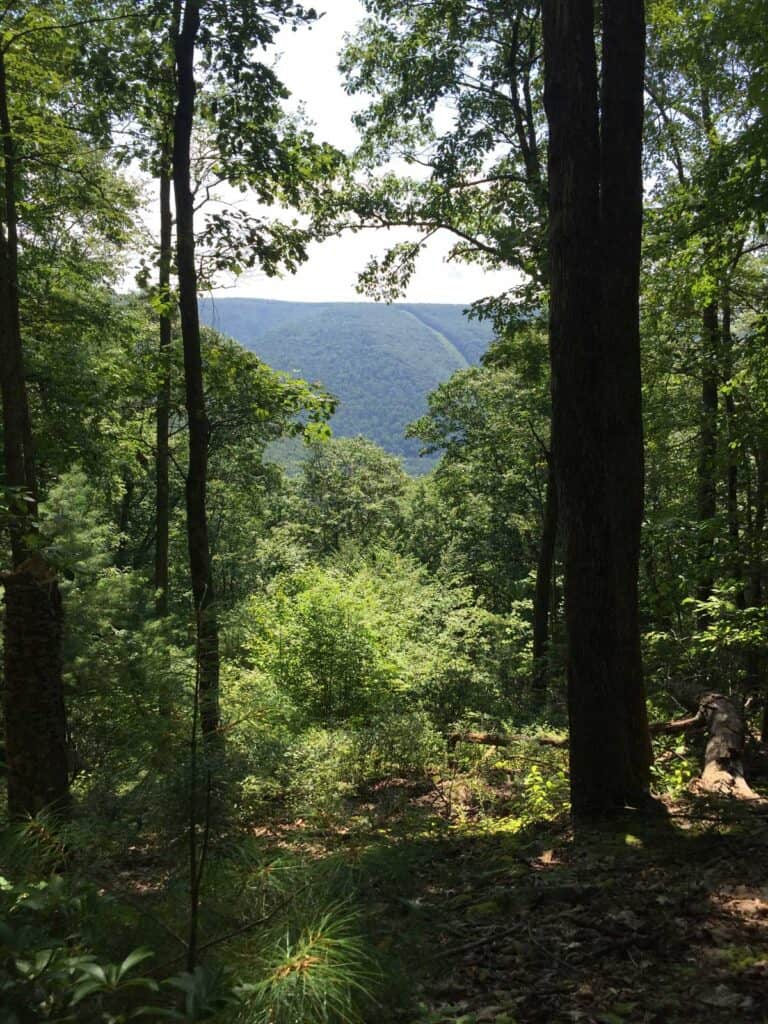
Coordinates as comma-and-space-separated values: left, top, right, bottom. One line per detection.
544, 0, 615, 814
543, 0, 651, 816
600, 0, 653, 801
173, 0, 220, 740
2, 558, 69, 818
0, 50, 69, 817
0, 50, 36, 562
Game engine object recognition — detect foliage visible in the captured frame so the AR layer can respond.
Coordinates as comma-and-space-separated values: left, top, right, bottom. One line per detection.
1, 3, 768, 1023
407, 322, 551, 615
0, 871, 159, 1024
293, 437, 409, 555
331, 0, 546, 308
235, 909, 375, 1024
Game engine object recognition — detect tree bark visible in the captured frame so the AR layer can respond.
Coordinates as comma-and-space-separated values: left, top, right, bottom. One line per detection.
721, 288, 742, 606
696, 300, 719, 619
651, 695, 761, 799
173, 0, 220, 740
115, 472, 134, 570
697, 694, 760, 800
507, 15, 559, 675
744, 443, 767, 740
600, 0, 653, 802
543, 0, 651, 816
2, 558, 70, 818
0, 49, 69, 817
155, 160, 172, 622
448, 730, 567, 749
0, 49, 36, 562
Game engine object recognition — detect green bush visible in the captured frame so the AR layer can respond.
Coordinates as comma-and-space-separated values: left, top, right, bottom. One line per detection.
284, 728, 361, 822
243, 568, 397, 725
282, 713, 444, 824
241, 551, 524, 731
0, 871, 159, 1023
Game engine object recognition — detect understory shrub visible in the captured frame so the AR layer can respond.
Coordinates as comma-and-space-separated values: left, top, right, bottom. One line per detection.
283, 713, 444, 823
240, 550, 524, 732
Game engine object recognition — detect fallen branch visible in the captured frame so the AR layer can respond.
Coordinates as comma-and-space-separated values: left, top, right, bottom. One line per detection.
448, 731, 567, 750
649, 711, 707, 735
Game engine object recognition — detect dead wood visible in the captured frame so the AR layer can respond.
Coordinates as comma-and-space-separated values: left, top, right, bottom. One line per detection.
451, 700, 764, 802
695, 693, 761, 800
652, 694, 763, 799
649, 711, 707, 735
448, 731, 568, 750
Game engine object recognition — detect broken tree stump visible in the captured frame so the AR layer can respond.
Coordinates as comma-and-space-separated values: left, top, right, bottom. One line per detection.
696, 693, 760, 800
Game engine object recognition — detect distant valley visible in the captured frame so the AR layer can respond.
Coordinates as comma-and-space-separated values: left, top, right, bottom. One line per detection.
200, 298, 494, 470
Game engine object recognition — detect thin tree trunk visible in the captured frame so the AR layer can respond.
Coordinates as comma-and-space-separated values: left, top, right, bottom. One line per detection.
507, 15, 558, 670
721, 286, 744, 606
696, 300, 719, 620
172, 0, 220, 741
0, 50, 35, 561
115, 472, 134, 570
745, 443, 767, 740
155, 160, 172, 622
0, 49, 69, 817
532, 463, 558, 687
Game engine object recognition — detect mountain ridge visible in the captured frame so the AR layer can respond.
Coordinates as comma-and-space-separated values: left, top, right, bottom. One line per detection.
200, 297, 495, 464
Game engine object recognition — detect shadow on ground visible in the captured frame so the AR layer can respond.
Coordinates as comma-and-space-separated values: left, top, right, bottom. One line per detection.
298, 789, 768, 1023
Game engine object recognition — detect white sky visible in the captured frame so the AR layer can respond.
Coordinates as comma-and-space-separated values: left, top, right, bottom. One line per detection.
215, 0, 513, 305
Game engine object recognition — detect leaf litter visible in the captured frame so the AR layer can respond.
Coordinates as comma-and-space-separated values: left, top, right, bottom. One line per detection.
334, 787, 768, 1023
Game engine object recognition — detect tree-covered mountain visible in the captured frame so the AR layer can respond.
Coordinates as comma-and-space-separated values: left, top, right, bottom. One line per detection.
200, 298, 494, 462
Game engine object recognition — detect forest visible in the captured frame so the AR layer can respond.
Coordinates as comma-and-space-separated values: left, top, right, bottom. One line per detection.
1, 1, 767, 1022
198, 298, 495, 469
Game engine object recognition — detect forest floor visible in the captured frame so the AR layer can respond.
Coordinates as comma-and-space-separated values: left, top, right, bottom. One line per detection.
259, 777, 768, 1024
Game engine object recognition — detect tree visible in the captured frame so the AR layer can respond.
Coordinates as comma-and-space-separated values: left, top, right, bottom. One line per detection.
407, 326, 552, 621
169, 0, 325, 742
542, 0, 652, 815
0, 1, 132, 816
294, 437, 408, 556
171, 0, 219, 741
1, 3, 104, 817
638, 0, 768, 732
336, 1, 560, 672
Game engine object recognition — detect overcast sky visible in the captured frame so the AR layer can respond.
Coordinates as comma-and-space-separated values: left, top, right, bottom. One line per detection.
215, 0, 512, 305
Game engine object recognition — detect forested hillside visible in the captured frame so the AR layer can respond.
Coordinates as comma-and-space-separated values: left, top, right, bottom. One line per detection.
200, 298, 494, 460
1, 2, 768, 1023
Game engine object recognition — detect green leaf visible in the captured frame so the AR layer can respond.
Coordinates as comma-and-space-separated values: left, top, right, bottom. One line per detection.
71, 978, 106, 1005
117, 946, 155, 980
77, 962, 108, 985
